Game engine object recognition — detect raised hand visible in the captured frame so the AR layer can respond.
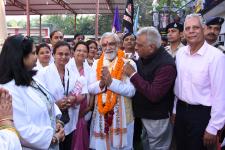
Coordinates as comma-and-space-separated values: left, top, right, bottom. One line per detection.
101, 66, 112, 86
0, 88, 12, 119
123, 62, 136, 77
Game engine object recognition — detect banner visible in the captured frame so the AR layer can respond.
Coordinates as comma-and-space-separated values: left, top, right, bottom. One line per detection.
123, 0, 134, 33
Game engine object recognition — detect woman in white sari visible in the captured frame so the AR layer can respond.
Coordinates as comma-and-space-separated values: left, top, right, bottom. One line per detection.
0, 35, 65, 150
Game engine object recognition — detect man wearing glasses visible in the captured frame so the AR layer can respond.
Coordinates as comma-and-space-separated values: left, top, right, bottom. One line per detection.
89, 32, 136, 150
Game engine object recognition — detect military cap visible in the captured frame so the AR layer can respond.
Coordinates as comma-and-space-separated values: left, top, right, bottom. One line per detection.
206, 17, 224, 26
166, 22, 184, 32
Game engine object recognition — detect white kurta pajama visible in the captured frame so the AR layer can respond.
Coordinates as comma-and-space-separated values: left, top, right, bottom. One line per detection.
88, 57, 136, 150
1, 80, 61, 150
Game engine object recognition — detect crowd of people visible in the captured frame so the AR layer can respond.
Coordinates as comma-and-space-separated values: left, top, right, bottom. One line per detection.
0, 13, 225, 150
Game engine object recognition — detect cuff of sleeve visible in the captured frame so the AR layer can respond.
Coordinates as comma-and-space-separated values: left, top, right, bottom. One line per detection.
206, 125, 218, 135
129, 72, 137, 78
130, 72, 139, 82
108, 79, 119, 90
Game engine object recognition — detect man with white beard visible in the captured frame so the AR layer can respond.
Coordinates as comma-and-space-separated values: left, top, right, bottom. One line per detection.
88, 32, 136, 150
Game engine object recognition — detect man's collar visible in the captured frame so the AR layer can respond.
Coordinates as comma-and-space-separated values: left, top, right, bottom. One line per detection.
185, 41, 207, 56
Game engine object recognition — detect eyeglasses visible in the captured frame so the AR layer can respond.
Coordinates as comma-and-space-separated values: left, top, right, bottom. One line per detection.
101, 42, 116, 48
55, 52, 70, 57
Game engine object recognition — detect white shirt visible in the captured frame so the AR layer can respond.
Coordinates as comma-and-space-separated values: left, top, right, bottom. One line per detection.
0, 129, 22, 150
173, 41, 225, 135
35, 62, 86, 135
1, 80, 61, 149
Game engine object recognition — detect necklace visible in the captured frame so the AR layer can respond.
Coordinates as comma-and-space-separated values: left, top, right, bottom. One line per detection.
96, 49, 124, 115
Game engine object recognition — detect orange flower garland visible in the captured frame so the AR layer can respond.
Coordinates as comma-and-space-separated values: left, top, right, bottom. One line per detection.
96, 49, 124, 115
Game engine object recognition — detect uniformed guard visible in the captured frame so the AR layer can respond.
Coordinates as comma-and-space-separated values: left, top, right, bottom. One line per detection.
204, 16, 225, 53
165, 22, 184, 58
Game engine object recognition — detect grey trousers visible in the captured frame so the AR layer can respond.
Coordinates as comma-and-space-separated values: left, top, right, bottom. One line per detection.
141, 118, 172, 150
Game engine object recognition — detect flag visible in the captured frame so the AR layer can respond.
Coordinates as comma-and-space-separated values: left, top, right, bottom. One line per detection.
0, 0, 7, 52
195, 0, 204, 13
123, 0, 134, 33
133, 6, 139, 35
112, 6, 121, 33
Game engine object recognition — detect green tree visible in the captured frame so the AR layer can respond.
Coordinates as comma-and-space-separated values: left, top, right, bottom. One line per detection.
76, 16, 95, 35
7, 19, 18, 27
42, 15, 74, 34
98, 14, 113, 35
134, 0, 153, 27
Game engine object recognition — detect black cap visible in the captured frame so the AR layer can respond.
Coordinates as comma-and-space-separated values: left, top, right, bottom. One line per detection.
206, 17, 224, 26
166, 22, 183, 32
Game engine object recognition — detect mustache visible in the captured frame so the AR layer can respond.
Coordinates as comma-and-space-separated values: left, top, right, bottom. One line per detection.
207, 33, 216, 36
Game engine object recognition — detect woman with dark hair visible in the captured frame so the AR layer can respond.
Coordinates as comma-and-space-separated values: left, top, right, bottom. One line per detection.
86, 40, 98, 66
66, 41, 94, 150
0, 35, 65, 150
35, 43, 51, 70
35, 41, 82, 150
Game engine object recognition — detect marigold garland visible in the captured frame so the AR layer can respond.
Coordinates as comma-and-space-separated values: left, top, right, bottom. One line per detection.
96, 49, 124, 115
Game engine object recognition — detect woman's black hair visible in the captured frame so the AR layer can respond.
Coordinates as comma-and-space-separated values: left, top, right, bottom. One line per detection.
0, 35, 36, 86
36, 43, 50, 54
86, 40, 98, 49
53, 41, 71, 54
74, 41, 89, 53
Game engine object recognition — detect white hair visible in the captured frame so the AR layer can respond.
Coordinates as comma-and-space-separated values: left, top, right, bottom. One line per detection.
100, 32, 120, 46
136, 26, 161, 48
184, 13, 205, 28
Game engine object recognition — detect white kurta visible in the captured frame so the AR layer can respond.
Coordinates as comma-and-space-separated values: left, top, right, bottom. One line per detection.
0, 129, 22, 150
35, 61, 90, 135
88, 57, 136, 150
66, 58, 93, 121
1, 80, 61, 150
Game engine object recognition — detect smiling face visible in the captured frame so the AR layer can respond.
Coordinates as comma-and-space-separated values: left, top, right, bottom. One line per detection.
184, 17, 205, 46
54, 45, 71, 67
101, 36, 118, 61
88, 43, 97, 60
37, 46, 51, 66
74, 44, 88, 63
135, 34, 156, 59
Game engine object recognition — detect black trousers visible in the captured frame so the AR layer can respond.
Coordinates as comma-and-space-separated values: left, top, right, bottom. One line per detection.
59, 131, 74, 150
133, 118, 143, 150
174, 100, 211, 150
